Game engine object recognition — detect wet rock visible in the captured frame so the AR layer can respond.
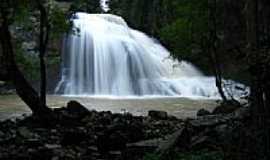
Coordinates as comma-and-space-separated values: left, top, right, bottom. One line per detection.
0, 81, 5, 86
98, 111, 113, 125
17, 127, 33, 139
88, 146, 98, 152
61, 128, 88, 145
0, 130, 4, 137
190, 135, 211, 150
24, 138, 43, 147
109, 151, 122, 159
148, 110, 168, 120
232, 106, 250, 119
127, 138, 160, 152
0, 83, 16, 95
188, 115, 231, 128
97, 131, 127, 153
52, 156, 60, 160
81, 111, 98, 123
197, 109, 211, 116
45, 144, 62, 150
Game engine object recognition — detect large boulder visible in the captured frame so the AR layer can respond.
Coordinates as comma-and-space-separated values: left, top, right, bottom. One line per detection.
66, 101, 90, 117
212, 101, 241, 115
197, 109, 211, 117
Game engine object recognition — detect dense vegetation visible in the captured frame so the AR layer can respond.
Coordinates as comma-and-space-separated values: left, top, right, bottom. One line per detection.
109, 0, 209, 71
108, 0, 251, 81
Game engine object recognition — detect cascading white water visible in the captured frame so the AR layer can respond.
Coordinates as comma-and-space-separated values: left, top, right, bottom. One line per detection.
55, 12, 247, 98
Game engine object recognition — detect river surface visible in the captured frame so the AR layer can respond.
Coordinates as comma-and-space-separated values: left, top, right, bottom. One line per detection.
0, 95, 217, 121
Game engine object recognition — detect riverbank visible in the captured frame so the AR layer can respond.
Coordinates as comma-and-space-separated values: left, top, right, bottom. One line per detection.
0, 95, 217, 121
0, 100, 250, 160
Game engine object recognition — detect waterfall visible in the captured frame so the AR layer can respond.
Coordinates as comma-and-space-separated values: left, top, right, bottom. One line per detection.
55, 12, 247, 98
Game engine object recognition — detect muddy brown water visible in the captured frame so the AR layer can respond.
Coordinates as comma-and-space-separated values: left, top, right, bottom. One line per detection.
0, 95, 217, 121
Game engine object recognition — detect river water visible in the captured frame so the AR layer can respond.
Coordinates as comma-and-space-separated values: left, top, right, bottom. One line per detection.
0, 95, 217, 121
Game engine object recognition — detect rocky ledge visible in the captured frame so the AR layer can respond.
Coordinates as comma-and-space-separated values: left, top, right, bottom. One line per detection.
0, 101, 250, 160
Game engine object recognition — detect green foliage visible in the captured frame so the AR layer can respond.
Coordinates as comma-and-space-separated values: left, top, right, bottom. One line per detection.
14, 46, 40, 81
109, 0, 210, 71
47, 57, 60, 66
159, 19, 192, 59
10, 0, 70, 80
159, 0, 209, 70
49, 3, 71, 38
70, 0, 102, 13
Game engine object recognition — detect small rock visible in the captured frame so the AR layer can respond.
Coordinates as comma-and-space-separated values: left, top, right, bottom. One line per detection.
97, 132, 127, 153
0, 130, 4, 137
109, 151, 122, 158
0, 81, 5, 86
17, 127, 33, 139
148, 110, 168, 120
233, 106, 250, 119
88, 146, 98, 152
197, 109, 211, 116
25, 138, 42, 147
188, 115, 230, 128
45, 144, 62, 150
51, 129, 57, 134
52, 156, 59, 160
190, 135, 211, 150
61, 129, 88, 145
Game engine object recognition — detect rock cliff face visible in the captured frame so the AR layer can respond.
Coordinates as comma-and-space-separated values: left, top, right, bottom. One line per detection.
0, 1, 73, 94
11, 23, 63, 93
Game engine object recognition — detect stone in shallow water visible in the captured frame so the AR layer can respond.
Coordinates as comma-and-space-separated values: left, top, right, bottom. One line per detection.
66, 100, 90, 117
197, 109, 211, 117
148, 110, 168, 120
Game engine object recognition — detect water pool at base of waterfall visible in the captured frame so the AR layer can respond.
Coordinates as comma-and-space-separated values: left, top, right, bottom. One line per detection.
0, 95, 218, 121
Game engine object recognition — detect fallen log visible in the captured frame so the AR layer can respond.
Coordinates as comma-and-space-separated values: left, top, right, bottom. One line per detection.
157, 127, 190, 160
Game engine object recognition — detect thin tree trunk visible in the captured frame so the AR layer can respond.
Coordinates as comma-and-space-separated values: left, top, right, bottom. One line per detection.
208, 0, 228, 102
38, 1, 50, 107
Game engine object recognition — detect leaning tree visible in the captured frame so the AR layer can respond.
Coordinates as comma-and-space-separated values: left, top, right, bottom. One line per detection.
0, 0, 68, 118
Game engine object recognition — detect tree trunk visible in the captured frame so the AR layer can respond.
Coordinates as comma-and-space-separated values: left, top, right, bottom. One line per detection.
208, 0, 228, 102
245, 0, 270, 159
0, 11, 52, 116
38, 1, 49, 107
